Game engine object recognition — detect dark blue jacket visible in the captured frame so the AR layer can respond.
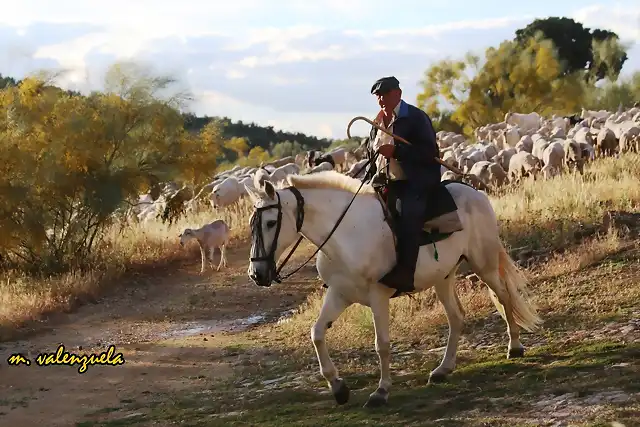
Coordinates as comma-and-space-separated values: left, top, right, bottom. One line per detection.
365, 100, 440, 189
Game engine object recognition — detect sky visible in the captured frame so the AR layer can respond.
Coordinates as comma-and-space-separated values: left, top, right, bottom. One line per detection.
0, 1, 639, 140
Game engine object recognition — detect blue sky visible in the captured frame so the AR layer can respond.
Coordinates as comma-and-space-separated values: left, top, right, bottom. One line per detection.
1, 0, 638, 139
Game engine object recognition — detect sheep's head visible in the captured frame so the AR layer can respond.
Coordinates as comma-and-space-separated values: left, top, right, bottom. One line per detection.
210, 189, 220, 209
179, 229, 194, 246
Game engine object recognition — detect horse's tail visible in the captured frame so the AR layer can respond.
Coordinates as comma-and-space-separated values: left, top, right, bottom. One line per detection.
489, 244, 543, 332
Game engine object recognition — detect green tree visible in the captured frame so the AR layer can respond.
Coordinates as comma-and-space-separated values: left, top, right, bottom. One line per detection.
514, 17, 628, 83
585, 71, 640, 111
418, 35, 587, 135
271, 140, 304, 158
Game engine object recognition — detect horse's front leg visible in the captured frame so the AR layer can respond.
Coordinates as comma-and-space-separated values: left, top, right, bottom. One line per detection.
364, 288, 392, 408
311, 287, 351, 405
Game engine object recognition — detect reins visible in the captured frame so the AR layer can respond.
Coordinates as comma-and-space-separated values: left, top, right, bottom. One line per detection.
271, 153, 378, 283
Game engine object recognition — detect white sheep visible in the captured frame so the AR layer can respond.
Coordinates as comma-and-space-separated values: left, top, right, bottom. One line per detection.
263, 156, 295, 169
493, 148, 516, 173
468, 160, 509, 190
253, 168, 271, 187
563, 139, 584, 175
505, 112, 541, 132
326, 147, 349, 171
541, 141, 565, 179
308, 161, 334, 173
179, 219, 230, 273
346, 158, 368, 178
508, 151, 541, 183
269, 162, 300, 185
210, 176, 244, 209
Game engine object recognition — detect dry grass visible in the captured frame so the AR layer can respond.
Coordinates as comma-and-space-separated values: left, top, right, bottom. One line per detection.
493, 153, 640, 250
264, 154, 640, 351
262, 229, 637, 353
1, 154, 640, 340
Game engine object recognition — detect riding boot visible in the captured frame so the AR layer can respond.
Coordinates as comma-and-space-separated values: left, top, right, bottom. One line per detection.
378, 194, 424, 293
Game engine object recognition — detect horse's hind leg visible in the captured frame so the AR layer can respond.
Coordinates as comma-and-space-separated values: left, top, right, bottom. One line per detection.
311, 287, 351, 405
430, 272, 465, 383
478, 268, 524, 358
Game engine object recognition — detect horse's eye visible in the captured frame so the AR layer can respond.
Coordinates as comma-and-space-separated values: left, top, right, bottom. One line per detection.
266, 220, 277, 228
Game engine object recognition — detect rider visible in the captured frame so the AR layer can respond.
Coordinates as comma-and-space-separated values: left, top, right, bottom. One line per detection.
364, 76, 441, 293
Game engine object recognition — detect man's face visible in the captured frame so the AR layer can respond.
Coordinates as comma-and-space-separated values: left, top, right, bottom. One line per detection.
376, 89, 401, 113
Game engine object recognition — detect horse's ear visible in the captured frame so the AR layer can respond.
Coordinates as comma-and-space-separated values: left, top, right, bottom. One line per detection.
264, 180, 276, 200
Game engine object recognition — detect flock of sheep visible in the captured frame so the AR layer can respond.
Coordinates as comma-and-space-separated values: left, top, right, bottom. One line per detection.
439, 106, 640, 191
122, 105, 640, 273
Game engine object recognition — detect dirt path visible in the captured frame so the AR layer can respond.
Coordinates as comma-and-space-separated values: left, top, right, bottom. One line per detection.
0, 239, 320, 427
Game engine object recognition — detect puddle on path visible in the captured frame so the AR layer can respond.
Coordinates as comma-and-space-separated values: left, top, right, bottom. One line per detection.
165, 314, 265, 338
165, 309, 299, 339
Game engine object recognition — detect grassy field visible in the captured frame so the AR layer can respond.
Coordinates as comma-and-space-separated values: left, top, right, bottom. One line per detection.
1, 154, 639, 426
73, 236, 640, 427
0, 200, 255, 340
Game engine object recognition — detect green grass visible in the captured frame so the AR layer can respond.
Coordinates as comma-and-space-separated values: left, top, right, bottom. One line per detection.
72, 241, 640, 427
76, 340, 639, 427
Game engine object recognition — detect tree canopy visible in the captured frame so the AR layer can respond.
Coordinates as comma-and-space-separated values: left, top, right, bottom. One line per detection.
418, 17, 637, 136
514, 17, 628, 83
0, 69, 225, 273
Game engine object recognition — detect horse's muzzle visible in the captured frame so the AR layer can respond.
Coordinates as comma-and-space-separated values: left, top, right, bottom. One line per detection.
249, 272, 272, 287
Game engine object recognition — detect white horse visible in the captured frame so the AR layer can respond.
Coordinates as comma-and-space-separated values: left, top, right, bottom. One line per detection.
244, 170, 542, 408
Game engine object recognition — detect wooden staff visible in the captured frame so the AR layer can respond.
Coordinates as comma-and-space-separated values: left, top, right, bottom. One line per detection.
346, 115, 467, 177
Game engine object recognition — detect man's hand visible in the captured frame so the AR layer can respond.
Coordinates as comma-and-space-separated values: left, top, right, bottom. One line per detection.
377, 144, 395, 158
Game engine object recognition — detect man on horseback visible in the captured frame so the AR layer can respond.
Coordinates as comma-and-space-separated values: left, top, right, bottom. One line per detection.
364, 76, 441, 293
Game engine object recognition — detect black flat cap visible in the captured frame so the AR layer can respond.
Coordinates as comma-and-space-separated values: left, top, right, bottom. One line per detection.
371, 76, 400, 95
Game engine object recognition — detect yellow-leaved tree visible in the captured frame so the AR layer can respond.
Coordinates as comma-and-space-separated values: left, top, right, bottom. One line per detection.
0, 62, 223, 274
417, 35, 588, 136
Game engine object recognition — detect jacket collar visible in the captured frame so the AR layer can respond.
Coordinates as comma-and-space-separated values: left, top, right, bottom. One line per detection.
396, 99, 409, 118
375, 99, 408, 124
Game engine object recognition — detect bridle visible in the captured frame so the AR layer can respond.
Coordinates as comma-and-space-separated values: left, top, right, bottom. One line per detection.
248, 154, 377, 286
249, 186, 304, 286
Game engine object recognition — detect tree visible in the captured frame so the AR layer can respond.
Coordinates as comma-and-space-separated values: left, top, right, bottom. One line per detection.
0, 63, 222, 273
417, 35, 587, 135
271, 140, 304, 158
247, 146, 270, 163
514, 17, 628, 83
224, 136, 250, 159
429, 109, 464, 134
585, 71, 640, 111
590, 36, 632, 82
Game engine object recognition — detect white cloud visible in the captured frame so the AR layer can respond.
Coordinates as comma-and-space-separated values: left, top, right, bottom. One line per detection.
571, 2, 640, 76
572, 3, 640, 42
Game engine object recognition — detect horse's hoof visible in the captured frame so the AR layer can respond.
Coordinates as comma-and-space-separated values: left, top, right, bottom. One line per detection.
428, 372, 448, 384
508, 347, 525, 359
364, 388, 388, 408
332, 379, 350, 405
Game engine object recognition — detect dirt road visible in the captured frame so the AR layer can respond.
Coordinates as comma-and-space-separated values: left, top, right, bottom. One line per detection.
0, 239, 320, 427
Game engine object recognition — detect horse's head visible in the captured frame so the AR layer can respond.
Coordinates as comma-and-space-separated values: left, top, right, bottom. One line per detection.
245, 180, 304, 287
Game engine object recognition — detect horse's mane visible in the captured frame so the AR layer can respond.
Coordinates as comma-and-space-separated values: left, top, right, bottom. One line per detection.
286, 171, 376, 196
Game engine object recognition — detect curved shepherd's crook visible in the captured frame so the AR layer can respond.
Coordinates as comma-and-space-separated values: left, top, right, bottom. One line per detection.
346, 115, 468, 177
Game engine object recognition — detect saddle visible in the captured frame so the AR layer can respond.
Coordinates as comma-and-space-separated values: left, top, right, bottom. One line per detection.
374, 177, 466, 247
